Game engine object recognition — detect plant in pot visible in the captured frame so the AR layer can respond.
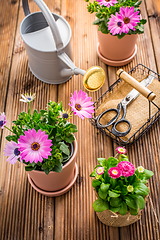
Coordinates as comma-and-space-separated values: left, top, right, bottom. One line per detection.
2, 90, 94, 196
90, 147, 154, 227
84, 0, 147, 66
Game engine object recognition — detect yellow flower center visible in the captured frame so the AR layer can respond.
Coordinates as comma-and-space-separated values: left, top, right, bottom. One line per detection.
75, 104, 82, 111
112, 170, 118, 175
124, 17, 130, 24
31, 142, 40, 151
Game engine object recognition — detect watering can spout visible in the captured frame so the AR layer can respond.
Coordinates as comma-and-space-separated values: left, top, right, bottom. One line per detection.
60, 68, 86, 78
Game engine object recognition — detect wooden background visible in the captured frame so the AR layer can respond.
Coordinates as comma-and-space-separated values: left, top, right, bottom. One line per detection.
0, 0, 160, 239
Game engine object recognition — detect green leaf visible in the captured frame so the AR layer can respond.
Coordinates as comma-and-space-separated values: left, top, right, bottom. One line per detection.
97, 158, 108, 167
110, 197, 122, 208
134, 183, 149, 196
140, 19, 147, 24
109, 206, 120, 213
143, 169, 154, 180
59, 142, 70, 156
52, 164, 62, 172
64, 135, 75, 144
90, 169, 97, 177
93, 198, 109, 212
121, 185, 128, 195
25, 165, 36, 171
137, 195, 145, 210
124, 196, 138, 210
44, 168, 50, 175
135, 0, 142, 7
98, 189, 108, 199
129, 207, 139, 215
107, 157, 118, 167
109, 190, 120, 198
104, 172, 110, 183
92, 179, 101, 188
100, 183, 110, 193
119, 201, 128, 215
119, 154, 128, 162
92, 18, 104, 25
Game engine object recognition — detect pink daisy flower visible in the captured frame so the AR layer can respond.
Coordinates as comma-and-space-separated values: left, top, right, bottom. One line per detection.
117, 161, 135, 177
108, 13, 124, 35
118, 6, 140, 34
97, 0, 118, 7
96, 167, 104, 175
69, 90, 95, 119
0, 112, 7, 129
116, 146, 127, 154
4, 141, 21, 164
108, 167, 122, 179
18, 129, 52, 164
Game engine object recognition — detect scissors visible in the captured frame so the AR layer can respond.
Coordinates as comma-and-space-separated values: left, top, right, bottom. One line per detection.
95, 74, 155, 137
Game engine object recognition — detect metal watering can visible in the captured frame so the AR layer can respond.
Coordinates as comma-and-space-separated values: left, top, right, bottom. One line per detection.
20, 0, 105, 90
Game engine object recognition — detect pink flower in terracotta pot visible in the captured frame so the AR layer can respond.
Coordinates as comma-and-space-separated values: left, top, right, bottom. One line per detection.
108, 13, 124, 35
97, 0, 118, 7
118, 6, 140, 34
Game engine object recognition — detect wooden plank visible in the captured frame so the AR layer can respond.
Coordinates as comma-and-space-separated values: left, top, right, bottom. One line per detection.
0, 0, 58, 239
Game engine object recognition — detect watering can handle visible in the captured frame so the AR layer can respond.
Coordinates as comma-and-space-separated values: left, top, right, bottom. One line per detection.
22, 0, 64, 51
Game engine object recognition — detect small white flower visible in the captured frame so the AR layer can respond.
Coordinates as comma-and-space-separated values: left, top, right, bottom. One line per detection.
137, 166, 144, 173
20, 93, 36, 103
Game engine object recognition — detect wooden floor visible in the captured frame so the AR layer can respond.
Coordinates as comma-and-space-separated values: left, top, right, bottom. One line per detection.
0, 0, 160, 239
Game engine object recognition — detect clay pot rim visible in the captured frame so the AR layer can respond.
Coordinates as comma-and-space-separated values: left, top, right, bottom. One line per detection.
24, 137, 77, 174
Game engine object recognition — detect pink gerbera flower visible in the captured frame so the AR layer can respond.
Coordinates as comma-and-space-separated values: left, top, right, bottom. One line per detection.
117, 161, 135, 177
108, 167, 122, 179
18, 129, 52, 164
118, 6, 140, 34
116, 146, 127, 154
96, 167, 104, 175
4, 141, 21, 164
108, 13, 124, 35
69, 90, 94, 119
0, 112, 7, 129
97, 0, 118, 7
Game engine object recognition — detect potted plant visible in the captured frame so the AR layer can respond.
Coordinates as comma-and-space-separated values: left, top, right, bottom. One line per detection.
2, 90, 94, 196
90, 147, 154, 227
84, 0, 147, 66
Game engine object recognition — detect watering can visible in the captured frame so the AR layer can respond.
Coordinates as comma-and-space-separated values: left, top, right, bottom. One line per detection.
20, 0, 105, 90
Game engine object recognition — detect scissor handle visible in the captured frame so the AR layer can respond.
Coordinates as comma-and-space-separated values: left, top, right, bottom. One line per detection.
111, 118, 131, 137
96, 104, 121, 128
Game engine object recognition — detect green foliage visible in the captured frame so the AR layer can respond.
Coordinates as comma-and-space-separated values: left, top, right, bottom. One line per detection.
90, 154, 154, 216
85, 0, 146, 38
6, 101, 77, 174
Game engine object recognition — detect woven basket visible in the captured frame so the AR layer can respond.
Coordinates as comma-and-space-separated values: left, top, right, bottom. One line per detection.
96, 209, 141, 227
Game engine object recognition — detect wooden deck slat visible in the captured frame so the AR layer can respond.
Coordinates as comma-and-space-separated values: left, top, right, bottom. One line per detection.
0, 0, 160, 239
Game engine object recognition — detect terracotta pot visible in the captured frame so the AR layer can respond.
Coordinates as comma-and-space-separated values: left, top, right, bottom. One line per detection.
28, 138, 77, 192
97, 30, 138, 61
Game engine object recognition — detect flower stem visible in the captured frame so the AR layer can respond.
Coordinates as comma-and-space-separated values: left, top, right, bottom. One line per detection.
4, 125, 14, 133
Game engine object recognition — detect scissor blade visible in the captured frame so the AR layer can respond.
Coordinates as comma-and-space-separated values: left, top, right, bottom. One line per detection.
121, 74, 155, 106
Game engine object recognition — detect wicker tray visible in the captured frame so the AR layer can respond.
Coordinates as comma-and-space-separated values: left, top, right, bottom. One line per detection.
89, 64, 160, 146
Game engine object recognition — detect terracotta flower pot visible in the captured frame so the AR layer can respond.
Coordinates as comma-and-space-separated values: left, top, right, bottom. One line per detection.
28, 138, 77, 192
97, 30, 138, 66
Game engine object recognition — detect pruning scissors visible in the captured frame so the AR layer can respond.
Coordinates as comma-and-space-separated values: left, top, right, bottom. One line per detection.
95, 74, 155, 137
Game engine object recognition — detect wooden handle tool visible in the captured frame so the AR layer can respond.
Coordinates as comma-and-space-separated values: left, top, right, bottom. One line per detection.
116, 69, 156, 101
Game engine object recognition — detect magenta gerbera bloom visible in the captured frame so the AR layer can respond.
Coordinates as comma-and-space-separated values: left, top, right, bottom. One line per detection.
96, 167, 104, 175
108, 167, 122, 179
118, 6, 140, 34
4, 141, 21, 164
108, 13, 124, 35
69, 90, 95, 119
97, 0, 118, 7
18, 129, 52, 164
0, 112, 7, 129
117, 161, 135, 177
116, 146, 127, 154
